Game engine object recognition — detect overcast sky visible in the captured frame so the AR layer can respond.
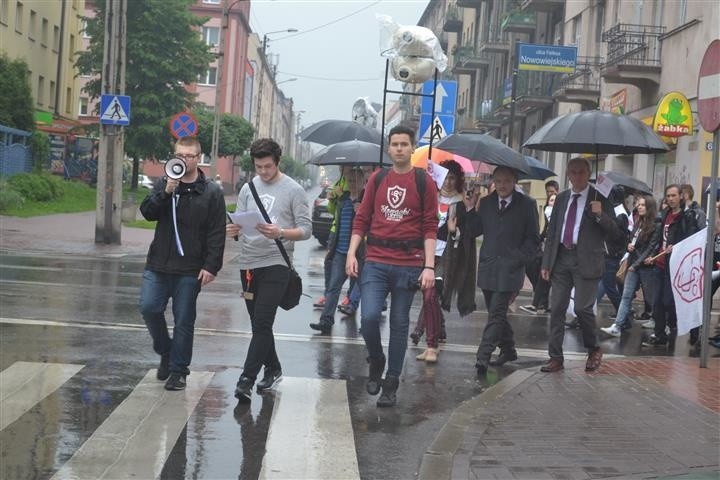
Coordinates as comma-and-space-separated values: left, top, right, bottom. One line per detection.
249, 0, 428, 129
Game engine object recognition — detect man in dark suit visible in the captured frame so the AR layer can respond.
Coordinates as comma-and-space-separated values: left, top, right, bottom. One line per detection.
540, 157, 621, 373
449, 167, 540, 378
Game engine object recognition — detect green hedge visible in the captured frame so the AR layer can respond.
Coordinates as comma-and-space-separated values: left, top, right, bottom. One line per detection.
7, 173, 65, 202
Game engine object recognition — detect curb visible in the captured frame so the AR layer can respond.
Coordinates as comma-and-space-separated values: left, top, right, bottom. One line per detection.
417, 368, 536, 480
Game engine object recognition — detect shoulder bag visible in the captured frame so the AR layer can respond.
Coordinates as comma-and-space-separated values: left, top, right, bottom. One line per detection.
248, 181, 302, 310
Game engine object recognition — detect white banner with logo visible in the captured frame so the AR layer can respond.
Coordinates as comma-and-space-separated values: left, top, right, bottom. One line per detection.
669, 228, 707, 336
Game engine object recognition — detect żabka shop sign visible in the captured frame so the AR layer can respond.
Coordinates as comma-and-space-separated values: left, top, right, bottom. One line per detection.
653, 92, 693, 137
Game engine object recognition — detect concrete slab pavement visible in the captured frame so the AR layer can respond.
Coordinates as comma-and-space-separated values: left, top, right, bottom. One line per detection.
420, 357, 720, 480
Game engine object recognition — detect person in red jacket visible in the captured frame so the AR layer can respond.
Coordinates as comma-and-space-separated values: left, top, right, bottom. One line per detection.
346, 124, 438, 407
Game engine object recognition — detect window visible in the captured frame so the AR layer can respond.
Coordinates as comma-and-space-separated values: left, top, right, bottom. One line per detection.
199, 67, 217, 85
37, 75, 45, 105
52, 25, 59, 51
202, 0, 220, 3
68, 34, 75, 61
49, 80, 55, 107
81, 19, 90, 38
14, 1, 22, 32
679, 0, 687, 24
41, 17, 47, 46
202, 26, 219, 47
571, 14, 582, 48
65, 87, 72, 114
0, 0, 9, 24
28, 9, 36, 39
79, 97, 89, 116
595, 3, 604, 44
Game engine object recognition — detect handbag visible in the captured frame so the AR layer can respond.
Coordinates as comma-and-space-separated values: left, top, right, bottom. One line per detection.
248, 181, 302, 310
616, 258, 629, 284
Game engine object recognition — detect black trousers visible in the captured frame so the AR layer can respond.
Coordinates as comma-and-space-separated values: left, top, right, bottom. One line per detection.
240, 264, 290, 381
476, 290, 515, 365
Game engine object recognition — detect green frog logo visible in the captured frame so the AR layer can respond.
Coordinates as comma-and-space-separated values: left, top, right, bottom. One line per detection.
661, 98, 688, 126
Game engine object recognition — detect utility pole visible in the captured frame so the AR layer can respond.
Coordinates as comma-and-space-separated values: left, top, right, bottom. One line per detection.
211, 0, 232, 165
95, 0, 127, 244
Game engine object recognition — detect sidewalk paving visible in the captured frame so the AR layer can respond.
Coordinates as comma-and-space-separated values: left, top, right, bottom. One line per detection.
420, 357, 720, 480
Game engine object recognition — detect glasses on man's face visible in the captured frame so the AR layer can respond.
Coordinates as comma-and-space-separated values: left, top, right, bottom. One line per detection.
175, 153, 199, 161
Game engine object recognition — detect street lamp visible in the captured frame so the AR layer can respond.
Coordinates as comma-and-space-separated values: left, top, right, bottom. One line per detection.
262, 28, 298, 55
276, 77, 298, 85
211, 0, 245, 165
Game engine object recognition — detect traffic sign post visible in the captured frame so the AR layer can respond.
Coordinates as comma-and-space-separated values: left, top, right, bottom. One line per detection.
418, 80, 457, 147
696, 39, 720, 369
100, 94, 131, 126
169, 112, 199, 139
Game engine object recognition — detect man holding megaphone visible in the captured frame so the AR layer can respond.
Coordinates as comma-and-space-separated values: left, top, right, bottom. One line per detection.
138, 136, 227, 391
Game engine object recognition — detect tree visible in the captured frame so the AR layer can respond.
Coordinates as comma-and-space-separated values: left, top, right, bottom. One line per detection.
280, 155, 308, 181
0, 54, 34, 132
193, 107, 254, 158
76, 0, 214, 189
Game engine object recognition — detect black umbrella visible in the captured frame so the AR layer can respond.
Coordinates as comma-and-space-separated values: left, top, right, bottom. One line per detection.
309, 140, 390, 166
522, 110, 669, 155
518, 156, 556, 181
434, 133, 530, 174
597, 171, 653, 195
300, 120, 382, 146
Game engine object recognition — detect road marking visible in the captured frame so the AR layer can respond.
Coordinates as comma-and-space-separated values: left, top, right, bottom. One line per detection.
51, 370, 213, 480
0, 361, 84, 431
260, 377, 360, 479
0, 317, 626, 360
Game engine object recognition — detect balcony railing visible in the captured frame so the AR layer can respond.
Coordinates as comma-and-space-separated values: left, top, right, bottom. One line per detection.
442, 4, 463, 33
601, 23, 665, 68
501, 10, 536, 33
457, 0, 481, 9
475, 99, 505, 127
516, 71, 559, 99
557, 56, 602, 91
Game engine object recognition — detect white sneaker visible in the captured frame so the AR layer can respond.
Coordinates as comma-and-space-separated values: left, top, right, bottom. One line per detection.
601, 324, 622, 337
641, 320, 655, 329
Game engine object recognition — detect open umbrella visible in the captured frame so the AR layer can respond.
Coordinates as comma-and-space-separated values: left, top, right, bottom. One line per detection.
597, 171, 653, 195
435, 133, 530, 174
300, 120, 382, 146
522, 110, 669, 155
518, 156, 557, 181
309, 140, 390, 166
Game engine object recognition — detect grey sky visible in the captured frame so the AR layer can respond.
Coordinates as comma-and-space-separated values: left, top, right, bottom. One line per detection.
249, 0, 429, 130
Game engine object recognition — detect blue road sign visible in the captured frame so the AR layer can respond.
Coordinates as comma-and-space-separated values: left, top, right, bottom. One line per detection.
100, 94, 131, 126
169, 112, 199, 139
418, 114, 455, 147
517, 43, 577, 73
421, 80, 458, 116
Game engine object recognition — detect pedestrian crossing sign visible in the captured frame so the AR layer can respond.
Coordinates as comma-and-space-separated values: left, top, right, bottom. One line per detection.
100, 94, 131, 126
419, 115, 453, 146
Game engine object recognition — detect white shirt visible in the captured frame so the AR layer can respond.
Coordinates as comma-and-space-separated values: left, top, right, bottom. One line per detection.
498, 193, 513, 210
560, 185, 589, 246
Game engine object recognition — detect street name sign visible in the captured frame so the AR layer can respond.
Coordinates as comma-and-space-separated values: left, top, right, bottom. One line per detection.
419, 80, 457, 146
518, 43, 577, 73
697, 39, 720, 133
100, 94, 131, 126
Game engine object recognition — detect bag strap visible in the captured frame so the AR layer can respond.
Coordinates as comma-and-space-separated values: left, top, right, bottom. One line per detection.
248, 180, 293, 269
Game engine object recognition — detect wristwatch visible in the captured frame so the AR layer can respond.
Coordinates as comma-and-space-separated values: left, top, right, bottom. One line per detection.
278, 228, 285, 240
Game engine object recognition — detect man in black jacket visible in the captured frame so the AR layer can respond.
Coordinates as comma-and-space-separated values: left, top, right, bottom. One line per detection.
139, 136, 226, 391
450, 167, 540, 377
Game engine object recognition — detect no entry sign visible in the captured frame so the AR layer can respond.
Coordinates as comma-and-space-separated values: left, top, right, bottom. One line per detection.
697, 39, 720, 133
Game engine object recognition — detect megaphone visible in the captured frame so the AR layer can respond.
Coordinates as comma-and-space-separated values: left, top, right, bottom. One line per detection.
164, 158, 187, 180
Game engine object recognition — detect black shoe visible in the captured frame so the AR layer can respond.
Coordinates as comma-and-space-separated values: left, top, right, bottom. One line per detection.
337, 304, 357, 316
234, 376, 254, 403
157, 352, 170, 381
409, 331, 422, 346
639, 312, 652, 320
641, 334, 668, 347
565, 318, 580, 329
376, 375, 399, 407
476, 362, 488, 379
164, 373, 186, 391
488, 350, 518, 366
366, 355, 386, 395
256, 369, 282, 392
309, 321, 333, 334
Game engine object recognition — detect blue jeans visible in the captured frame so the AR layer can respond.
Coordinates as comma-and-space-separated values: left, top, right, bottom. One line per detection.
596, 256, 621, 312
320, 252, 351, 324
614, 267, 656, 329
139, 270, 201, 376
360, 261, 422, 377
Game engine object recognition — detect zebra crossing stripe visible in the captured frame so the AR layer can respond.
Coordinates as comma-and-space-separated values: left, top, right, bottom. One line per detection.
51, 370, 214, 480
0, 361, 84, 431
260, 377, 360, 479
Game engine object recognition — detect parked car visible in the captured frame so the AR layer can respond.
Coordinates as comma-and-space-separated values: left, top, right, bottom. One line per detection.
139, 174, 154, 190
312, 186, 334, 247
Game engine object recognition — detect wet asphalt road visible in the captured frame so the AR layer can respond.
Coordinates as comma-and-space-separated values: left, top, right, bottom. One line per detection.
0, 196, 698, 479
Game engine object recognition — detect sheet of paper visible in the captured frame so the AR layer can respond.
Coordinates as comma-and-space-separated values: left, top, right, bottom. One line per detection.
594, 173, 614, 198
426, 161, 449, 190
227, 210, 266, 238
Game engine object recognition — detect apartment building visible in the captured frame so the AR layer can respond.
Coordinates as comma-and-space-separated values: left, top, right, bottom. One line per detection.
422, 0, 718, 199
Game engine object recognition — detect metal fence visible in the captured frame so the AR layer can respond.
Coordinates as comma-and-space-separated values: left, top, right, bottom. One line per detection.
0, 125, 32, 177
602, 23, 665, 67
